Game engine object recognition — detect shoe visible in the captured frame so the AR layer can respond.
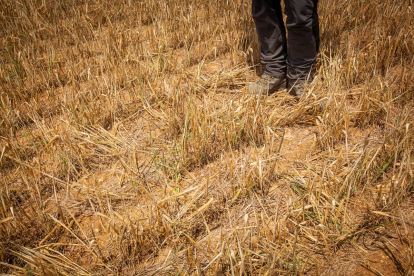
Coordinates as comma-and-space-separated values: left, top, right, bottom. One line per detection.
287, 79, 305, 97
288, 79, 324, 111
249, 73, 286, 96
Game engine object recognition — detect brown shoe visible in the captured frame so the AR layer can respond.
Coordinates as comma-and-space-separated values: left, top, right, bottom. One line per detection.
249, 73, 286, 96
287, 79, 305, 97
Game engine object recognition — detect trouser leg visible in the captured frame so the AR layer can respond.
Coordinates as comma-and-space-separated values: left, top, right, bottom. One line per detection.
252, 0, 287, 78
284, 0, 319, 82
312, 0, 320, 54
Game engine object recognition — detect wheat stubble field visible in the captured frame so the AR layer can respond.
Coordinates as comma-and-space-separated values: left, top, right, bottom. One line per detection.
1, 0, 414, 275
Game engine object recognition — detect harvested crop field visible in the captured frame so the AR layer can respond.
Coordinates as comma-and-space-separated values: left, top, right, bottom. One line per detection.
1, 0, 413, 275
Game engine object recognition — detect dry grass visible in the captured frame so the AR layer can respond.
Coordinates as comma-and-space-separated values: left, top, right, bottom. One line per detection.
1, 0, 413, 275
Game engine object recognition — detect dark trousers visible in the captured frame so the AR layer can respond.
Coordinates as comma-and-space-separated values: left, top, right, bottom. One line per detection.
252, 0, 319, 82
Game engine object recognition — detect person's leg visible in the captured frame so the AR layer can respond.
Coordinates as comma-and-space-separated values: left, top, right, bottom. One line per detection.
252, 0, 287, 78
312, 0, 320, 55
284, 0, 319, 87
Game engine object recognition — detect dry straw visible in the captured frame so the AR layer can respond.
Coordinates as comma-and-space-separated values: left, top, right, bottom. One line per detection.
0, 0, 413, 275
